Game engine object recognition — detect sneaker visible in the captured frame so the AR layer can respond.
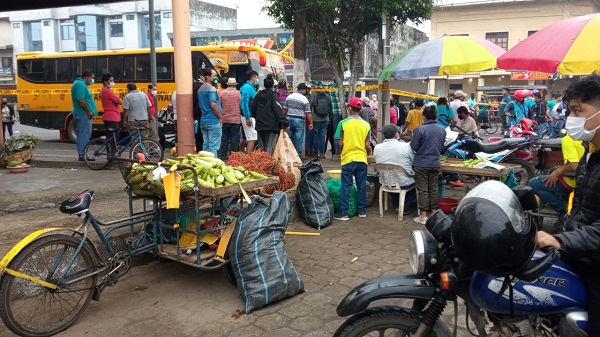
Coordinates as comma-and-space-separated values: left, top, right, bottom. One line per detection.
79, 156, 95, 162
449, 180, 465, 187
335, 216, 350, 221
413, 216, 428, 225
358, 213, 366, 218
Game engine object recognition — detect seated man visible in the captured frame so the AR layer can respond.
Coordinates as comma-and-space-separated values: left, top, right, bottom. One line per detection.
529, 134, 585, 231
373, 124, 417, 215
455, 106, 478, 135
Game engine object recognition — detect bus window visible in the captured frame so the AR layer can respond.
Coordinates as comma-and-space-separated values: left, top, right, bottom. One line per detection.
136, 54, 150, 81
96, 57, 108, 76
123, 56, 135, 80
19, 59, 45, 82
70, 58, 81, 80
108, 56, 122, 81
82, 57, 95, 73
156, 52, 172, 81
57, 59, 69, 82
46, 59, 57, 82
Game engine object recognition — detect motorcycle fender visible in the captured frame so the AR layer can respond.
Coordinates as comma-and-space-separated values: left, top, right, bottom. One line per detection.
336, 274, 436, 317
0, 228, 101, 273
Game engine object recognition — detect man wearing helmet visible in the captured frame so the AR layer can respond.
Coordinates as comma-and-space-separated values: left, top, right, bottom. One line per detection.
537, 73, 600, 337
504, 89, 529, 129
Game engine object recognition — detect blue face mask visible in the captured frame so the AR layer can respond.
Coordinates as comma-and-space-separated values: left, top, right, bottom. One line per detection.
87, 79, 94, 85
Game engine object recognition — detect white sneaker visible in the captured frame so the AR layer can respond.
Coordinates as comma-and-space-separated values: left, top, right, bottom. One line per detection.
358, 213, 366, 218
413, 216, 428, 225
335, 216, 350, 221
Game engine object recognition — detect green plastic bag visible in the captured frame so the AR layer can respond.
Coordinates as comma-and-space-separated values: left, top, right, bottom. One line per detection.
326, 178, 357, 218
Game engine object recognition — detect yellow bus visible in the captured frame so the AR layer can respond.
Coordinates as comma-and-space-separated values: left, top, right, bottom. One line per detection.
16, 45, 286, 141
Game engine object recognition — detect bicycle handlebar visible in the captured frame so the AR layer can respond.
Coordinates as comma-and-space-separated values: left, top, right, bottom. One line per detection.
450, 124, 484, 141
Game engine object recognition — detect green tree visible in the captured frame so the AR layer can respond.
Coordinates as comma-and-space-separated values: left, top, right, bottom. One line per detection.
264, 0, 434, 117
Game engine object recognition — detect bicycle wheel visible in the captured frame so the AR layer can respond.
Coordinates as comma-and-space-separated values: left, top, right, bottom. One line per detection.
130, 139, 164, 163
0, 234, 97, 337
83, 138, 112, 170
487, 121, 499, 134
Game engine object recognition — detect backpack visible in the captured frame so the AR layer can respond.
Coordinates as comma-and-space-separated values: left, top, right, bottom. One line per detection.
314, 92, 332, 117
395, 103, 408, 126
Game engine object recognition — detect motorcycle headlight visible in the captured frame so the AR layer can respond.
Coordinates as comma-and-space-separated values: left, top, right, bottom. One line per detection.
409, 230, 439, 277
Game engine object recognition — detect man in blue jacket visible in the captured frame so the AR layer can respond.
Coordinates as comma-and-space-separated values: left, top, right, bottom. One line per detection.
498, 87, 512, 131
240, 70, 259, 154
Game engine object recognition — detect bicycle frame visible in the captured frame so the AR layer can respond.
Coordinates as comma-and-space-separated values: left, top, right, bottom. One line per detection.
106, 128, 142, 156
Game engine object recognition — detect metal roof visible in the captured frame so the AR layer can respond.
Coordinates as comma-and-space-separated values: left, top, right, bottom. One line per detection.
0, 0, 129, 12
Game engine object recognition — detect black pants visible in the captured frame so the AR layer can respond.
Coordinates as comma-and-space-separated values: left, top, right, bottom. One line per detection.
3, 121, 14, 139
327, 117, 335, 154
195, 119, 203, 151
219, 123, 240, 159
581, 273, 600, 337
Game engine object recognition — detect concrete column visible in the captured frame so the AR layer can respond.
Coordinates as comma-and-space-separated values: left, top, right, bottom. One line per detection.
380, 80, 390, 143
172, 0, 194, 155
478, 77, 485, 99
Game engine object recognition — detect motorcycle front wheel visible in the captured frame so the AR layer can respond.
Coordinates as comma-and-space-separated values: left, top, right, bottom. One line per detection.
333, 306, 450, 337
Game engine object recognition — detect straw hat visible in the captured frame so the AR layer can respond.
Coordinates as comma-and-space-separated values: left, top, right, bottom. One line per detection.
226, 78, 238, 86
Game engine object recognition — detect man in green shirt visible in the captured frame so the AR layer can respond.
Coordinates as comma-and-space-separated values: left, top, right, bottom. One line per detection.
71, 70, 98, 161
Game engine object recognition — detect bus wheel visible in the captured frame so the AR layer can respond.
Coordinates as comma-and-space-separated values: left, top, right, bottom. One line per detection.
67, 118, 77, 143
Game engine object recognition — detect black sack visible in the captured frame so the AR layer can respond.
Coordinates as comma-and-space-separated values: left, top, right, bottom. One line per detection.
296, 159, 334, 229
230, 192, 304, 313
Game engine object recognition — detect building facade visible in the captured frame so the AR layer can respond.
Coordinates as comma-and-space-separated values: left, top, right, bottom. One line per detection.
1, 0, 236, 85
405, 0, 600, 98
0, 15, 14, 87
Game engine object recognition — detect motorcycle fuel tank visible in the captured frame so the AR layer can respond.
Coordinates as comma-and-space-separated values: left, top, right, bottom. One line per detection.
470, 251, 588, 315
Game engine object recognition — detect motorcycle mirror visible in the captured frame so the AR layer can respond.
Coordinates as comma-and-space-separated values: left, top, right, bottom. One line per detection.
559, 129, 568, 138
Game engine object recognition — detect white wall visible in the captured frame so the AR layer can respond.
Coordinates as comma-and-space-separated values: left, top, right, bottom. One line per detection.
123, 14, 140, 49
41, 20, 57, 52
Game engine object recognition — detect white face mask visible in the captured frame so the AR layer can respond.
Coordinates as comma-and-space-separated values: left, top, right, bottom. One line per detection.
108, 82, 115, 88
566, 110, 600, 142
152, 90, 158, 95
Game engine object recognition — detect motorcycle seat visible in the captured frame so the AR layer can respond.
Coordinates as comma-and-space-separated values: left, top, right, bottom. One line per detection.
464, 138, 528, 154
59, 190, 94, 215
536, 138, 562, 148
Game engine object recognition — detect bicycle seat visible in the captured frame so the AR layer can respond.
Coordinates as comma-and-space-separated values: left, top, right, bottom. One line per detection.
59, 190, 94, 215
106, 127, 121, 132
463, 138, 527, 154
536, 138, 562, 148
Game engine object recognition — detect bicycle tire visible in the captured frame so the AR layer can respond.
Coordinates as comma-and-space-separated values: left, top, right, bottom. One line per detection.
487, 121, 500, 134
84, 138, 113, 170
130, 139, 164, 163
0, 234, 97, 337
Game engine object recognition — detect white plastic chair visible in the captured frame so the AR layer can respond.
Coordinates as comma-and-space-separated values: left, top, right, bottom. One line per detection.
374, 163, 415, 221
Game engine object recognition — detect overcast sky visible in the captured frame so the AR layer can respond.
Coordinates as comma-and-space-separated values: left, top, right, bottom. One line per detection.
200, 0, 477, 36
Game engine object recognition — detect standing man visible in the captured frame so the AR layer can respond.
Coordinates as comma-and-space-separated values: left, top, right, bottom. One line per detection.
411, 106, 446, 224
284, 83, 313, 157
403, 98, 425, 136
328, 87, 343, 156
550, 100, 567, 138
193, 71, 204, 151
531, 92, 549, 135
198, 68, 223, 157
449, 91, 469, 123
122, 82, 153, 139
498, 87, 512, 131
547, 93, 561, 117
311, 89, 333, 159
219, 77, 241, 159
334, 97, 371, 221
240, 70, 259, 154
71, 70, 97, 161
504, 90, 529, 129
373, 124, 417, 215
146, 83, 159, 143
478, 94, 490, 135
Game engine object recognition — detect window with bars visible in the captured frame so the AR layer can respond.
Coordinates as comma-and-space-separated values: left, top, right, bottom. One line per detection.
485, 32, 509, 50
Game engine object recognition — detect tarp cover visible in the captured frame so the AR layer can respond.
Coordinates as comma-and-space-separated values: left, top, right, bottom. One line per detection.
230, 192, 304, 313
296, 159, 334, 229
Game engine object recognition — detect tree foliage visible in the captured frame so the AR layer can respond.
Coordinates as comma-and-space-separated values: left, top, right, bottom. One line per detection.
264, 0, 435, 114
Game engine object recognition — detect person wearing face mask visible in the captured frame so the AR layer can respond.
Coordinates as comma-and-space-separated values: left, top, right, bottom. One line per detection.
1, 98, 15, 139
146, 83, 160, 143
455, 106, 478, 135
536, 74, 600, 337
239, 70, 259, 154
100, 73, 122, 138
71, 70, 97, 161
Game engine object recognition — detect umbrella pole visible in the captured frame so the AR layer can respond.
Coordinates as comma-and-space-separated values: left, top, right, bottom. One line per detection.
446, 75, 450, 98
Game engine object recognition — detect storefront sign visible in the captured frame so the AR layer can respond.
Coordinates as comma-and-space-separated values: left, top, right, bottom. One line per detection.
510, 71, 550, 80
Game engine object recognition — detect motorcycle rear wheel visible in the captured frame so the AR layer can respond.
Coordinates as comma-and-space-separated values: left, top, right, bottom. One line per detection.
333, 306, 449, 337
503, 158, 535, 185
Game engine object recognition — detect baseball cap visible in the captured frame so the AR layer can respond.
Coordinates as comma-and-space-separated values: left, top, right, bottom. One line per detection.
297, 83, 309, 91
454, 90, 465, 98
348, 97, 363, 109
361, 97, 370, 105
383, 124, 399, 139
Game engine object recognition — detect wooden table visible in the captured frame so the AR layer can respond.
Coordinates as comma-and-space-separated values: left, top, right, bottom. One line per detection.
440, 158, 521, 178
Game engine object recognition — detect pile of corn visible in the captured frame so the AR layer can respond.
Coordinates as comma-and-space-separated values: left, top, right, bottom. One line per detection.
122, 151, 269, 197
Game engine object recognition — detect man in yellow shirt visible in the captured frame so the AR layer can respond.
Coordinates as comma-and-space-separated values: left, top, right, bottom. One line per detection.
403, 98, 425, 136
334, 97, 372, 221
529, 134, 591, 231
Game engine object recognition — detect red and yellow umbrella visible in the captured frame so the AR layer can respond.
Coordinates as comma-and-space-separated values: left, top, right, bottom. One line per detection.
498, 13, 600, 75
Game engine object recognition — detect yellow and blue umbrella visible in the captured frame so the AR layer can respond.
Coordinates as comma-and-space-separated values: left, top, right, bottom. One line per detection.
381, 35, 506, 80
498, 14, 600, 75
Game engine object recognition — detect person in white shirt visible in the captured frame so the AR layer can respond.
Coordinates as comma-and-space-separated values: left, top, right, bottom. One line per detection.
450, 90, 469, 127
455, 106, 479, 136
373, 124, 417, 215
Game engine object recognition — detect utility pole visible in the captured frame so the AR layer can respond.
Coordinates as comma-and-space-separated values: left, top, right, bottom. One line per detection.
293, 7, 307, 89
149, 0, 157, 86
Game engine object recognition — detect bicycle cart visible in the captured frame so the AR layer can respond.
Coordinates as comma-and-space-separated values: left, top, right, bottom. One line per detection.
0, 157, 279, 337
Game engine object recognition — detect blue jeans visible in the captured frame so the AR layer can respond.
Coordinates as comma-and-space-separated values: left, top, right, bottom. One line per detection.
219, 123, 240, 159
340, 161, 367, 217
75, 114, 93, 157
529, 175, 572, 213
391, 188, 417, 213
312, 121, 328, 155
200, 123, 222, 158
305, 126, 313, 154
286, 117, 305, 156
538, 122, 549, 137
